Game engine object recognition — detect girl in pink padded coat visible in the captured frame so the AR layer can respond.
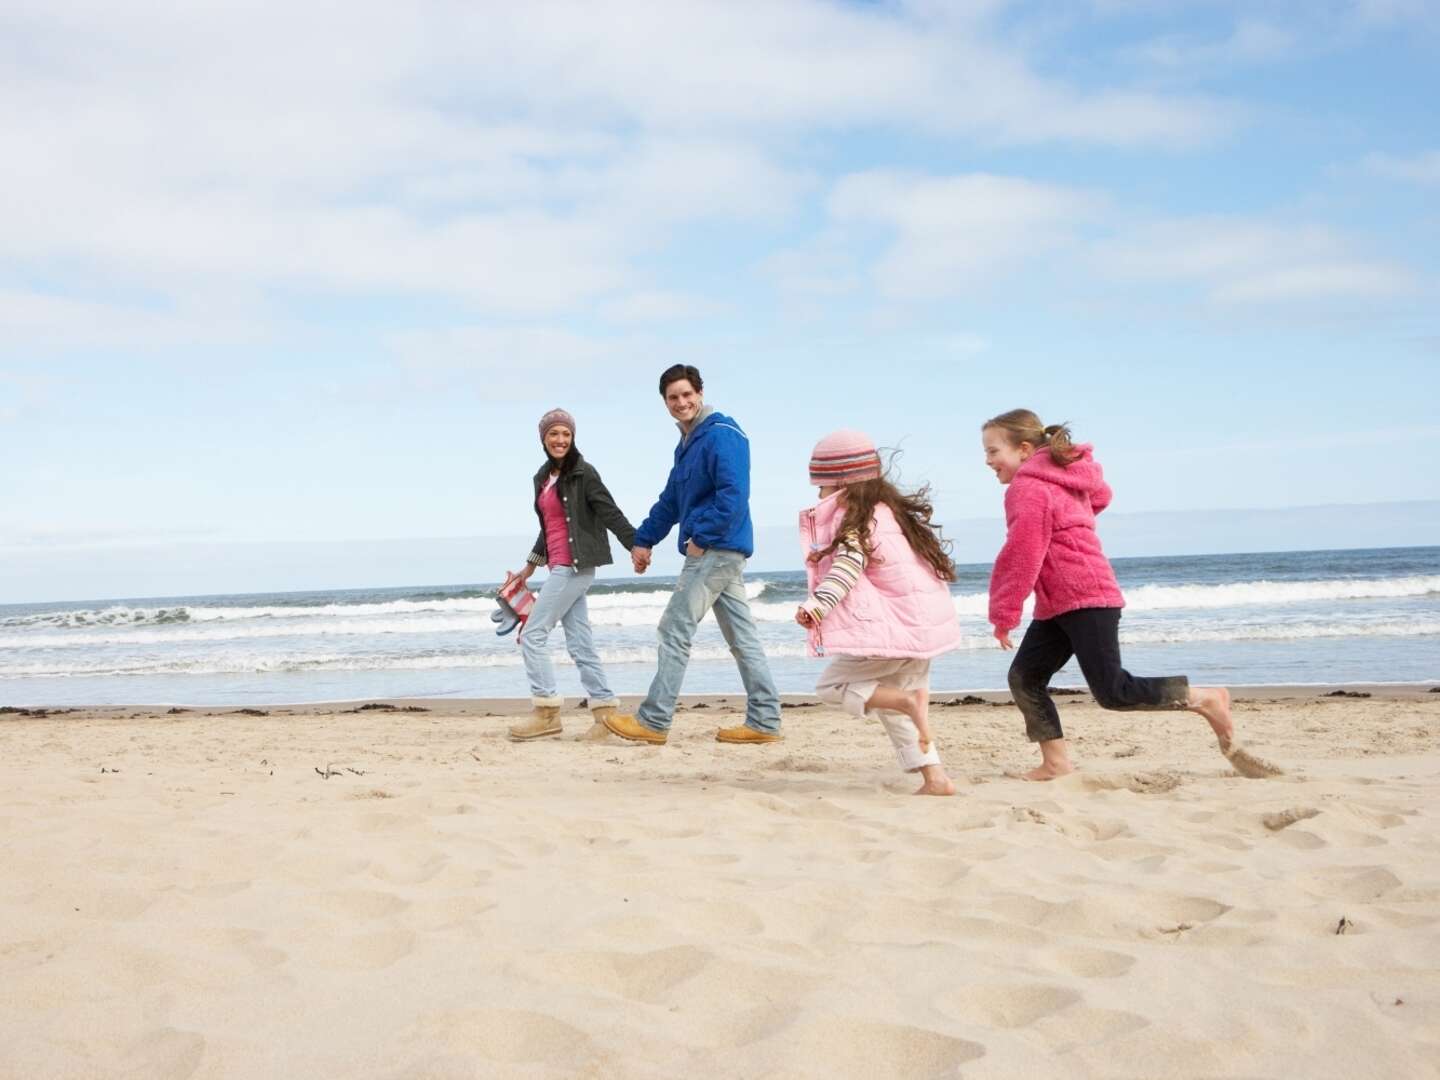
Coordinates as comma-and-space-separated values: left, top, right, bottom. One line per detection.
795, 430, 964, 796
982, 409, 1256, 781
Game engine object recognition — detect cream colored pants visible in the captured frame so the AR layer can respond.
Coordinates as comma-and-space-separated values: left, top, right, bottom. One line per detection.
815, 656, 940, 772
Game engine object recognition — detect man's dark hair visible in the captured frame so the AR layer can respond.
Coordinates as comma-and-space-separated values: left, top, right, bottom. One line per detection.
658, 364, 703, 397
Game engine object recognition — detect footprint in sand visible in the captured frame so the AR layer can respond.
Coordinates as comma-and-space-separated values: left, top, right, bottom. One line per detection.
734, 1014, 985, 1075
368, 852, 450, 886
1297, 865, 1403, 904
1077, 771, 1183, 795
66, 885, 159, 922
120, 1027, 205, 1080
1049, 946, 1137, 979
309, 888, 410, 920
406, 1007, 595, 1066
311, 928, 417, 970
537, 944, 714, 1003
936, 983, 1082, 1028
767, 755, 830, 773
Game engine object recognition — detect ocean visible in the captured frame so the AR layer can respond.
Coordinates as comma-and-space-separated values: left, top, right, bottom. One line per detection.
2, 546, 1436, 707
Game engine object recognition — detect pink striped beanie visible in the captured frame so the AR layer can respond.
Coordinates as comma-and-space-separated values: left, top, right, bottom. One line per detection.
809, 429, 882, 487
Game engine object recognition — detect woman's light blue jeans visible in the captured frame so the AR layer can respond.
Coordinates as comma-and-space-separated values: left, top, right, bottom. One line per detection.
635, 549, 781, 734
519, 566, 618, 708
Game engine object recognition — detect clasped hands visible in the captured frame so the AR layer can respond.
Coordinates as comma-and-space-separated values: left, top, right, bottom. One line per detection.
631, 539, 705, 574
631, 546, 652, 574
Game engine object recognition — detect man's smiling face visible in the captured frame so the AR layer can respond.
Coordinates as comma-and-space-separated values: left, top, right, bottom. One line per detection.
664, 378, 703, 425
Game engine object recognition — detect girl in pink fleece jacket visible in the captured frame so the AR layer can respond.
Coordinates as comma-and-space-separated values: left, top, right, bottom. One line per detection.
795, 430, 964, 796
983, 409, 1240, 781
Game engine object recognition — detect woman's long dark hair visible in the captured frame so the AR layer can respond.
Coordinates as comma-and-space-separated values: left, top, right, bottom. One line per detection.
810, 476, 957, 582
540, 443, 581, 479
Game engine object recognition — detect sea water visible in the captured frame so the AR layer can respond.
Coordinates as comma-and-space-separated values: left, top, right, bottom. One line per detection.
2, 547, 1436, 706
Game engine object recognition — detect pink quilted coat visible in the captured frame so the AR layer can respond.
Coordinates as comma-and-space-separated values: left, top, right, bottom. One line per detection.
988, 444, 1125, 633
800, 494, 962, 659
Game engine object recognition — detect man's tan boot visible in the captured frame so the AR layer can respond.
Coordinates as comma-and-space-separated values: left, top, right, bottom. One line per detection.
508, 704, 563, 741
578, 704, 621, 742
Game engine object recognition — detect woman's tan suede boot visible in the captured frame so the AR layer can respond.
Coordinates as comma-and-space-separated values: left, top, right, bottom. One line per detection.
508, 704, 562, 741
578, 704, 622, 742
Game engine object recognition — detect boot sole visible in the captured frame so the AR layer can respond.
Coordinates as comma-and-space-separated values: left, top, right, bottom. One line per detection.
716, 732, 783, 744
601, 718, 667, 744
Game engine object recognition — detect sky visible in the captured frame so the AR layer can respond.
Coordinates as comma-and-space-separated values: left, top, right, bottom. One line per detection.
2, 0, 1438, 601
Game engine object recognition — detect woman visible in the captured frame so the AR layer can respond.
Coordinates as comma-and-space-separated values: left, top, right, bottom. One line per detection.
506, 408, 639, 741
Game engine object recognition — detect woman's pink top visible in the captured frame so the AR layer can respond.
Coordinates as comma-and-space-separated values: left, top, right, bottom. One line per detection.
538, 477, 574, 568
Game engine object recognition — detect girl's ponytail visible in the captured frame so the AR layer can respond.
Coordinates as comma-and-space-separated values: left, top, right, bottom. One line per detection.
983, 409, 1080, 467
1043, 422, 1078, 466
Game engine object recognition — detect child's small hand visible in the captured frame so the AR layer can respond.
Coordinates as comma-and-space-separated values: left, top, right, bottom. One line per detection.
994, 628, 1014, 650
795, 606, 817, 628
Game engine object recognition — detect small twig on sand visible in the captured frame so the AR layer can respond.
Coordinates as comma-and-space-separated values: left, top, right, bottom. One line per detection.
1335, 916, 1352, 935
315, 764, 341, 779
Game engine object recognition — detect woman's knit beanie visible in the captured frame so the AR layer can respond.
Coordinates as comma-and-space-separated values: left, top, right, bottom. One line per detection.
538, 408, 576, 441
809, 429, 882, 487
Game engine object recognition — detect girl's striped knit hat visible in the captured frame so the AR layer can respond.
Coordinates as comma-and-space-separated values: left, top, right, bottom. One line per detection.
809, 429, 882, 487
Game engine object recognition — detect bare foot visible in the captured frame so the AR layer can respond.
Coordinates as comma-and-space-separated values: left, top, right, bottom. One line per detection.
911, 689, 933, 752
913, 764, 956, 796
910, 766, 956, 800
1020, 761, 1075, 782
913, 777, 956, 796
1189, 686, 1234, 749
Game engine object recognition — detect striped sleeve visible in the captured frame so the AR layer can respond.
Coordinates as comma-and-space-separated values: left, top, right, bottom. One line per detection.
804, 531, 868, 618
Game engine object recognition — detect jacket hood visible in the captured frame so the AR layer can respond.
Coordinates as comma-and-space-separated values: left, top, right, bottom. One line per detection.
1014, 443, 1104, 495
677, 403, 716, 441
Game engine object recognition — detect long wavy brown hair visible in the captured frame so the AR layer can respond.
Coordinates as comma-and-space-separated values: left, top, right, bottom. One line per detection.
810, 477, 957, 582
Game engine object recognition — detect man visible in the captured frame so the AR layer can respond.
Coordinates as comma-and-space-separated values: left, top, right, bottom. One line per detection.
603, 364, 783, 745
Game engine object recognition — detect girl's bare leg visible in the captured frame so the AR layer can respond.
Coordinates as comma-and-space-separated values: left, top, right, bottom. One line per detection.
867, 685, 933, 749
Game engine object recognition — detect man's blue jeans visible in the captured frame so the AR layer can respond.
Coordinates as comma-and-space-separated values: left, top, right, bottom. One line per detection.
636, 549, 781, 734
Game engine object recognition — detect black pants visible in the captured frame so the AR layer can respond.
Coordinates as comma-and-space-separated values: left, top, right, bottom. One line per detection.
1008, 607, 1189, 743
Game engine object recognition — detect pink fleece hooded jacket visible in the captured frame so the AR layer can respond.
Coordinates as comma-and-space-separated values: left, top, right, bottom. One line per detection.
988, 444, 1125, 633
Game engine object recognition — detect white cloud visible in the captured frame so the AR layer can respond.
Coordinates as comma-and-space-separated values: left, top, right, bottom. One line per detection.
390, 325, 616, 375
599, 291, 726, 323
0, 289, 266, 348
1126, 19, 1295, 69
1092, 218, 1418, 305
1363, 150, 1440, 186
0, 0, 1241, 336
828, 171, 1099, 299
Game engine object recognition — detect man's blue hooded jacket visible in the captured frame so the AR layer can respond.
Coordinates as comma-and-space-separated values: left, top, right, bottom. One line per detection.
633, 409, 755, 557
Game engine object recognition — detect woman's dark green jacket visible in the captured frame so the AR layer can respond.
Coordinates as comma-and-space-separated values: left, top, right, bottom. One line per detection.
526, 453, 637, 570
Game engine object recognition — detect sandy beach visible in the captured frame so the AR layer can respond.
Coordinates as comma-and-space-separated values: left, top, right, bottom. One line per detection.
2, 688, 1438, 1079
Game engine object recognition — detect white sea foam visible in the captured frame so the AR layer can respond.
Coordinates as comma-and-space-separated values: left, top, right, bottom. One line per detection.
0, 642, 817, 679
7, 575, 1434, 634
0, 582, 774, 631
